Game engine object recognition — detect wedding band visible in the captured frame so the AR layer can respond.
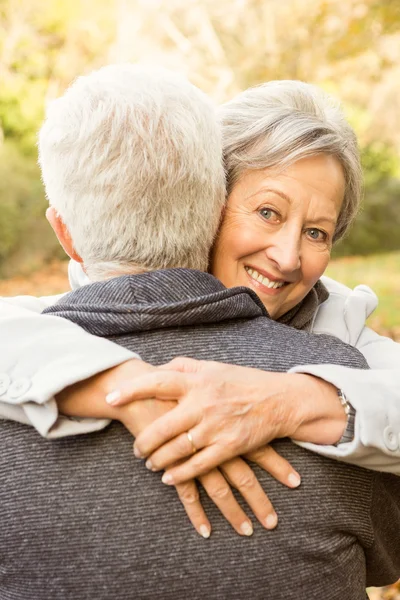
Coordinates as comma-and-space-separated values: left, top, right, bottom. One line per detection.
186, 431, 197, 454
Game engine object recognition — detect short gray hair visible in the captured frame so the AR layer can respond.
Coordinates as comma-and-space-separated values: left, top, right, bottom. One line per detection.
39, 64, 226, 280
219, 80, 362, 241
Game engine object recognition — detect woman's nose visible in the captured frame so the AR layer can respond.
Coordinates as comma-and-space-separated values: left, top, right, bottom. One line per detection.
265, 233, 301, 275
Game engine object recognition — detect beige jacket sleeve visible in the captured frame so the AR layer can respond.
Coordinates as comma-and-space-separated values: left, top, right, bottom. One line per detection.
292, 276, 400, 475
0, 294, 136, 438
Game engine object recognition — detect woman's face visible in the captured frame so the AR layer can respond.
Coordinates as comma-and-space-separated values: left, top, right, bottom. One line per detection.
211, 154, 345, 319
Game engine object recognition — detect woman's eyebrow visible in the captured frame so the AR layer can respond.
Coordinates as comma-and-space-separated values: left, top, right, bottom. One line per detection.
306, 215, 337, 227
247, 188, 292, 203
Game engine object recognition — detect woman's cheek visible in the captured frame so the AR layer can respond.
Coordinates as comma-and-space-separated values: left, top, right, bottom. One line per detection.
218, 221, 257, 262
235, 229, 262, 259
303, 249, 331, 286
231, 217, 266, 255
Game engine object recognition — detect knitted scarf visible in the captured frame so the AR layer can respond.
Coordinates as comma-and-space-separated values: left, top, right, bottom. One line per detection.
277, 279, 329, 332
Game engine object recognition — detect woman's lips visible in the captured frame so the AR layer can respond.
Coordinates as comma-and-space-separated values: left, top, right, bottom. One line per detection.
244, 265, 289, 296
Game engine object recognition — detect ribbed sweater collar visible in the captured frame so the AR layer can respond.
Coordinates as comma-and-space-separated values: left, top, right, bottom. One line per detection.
277, 279, 329, 331
63, 262, 329, 334
45, 269, 268, 336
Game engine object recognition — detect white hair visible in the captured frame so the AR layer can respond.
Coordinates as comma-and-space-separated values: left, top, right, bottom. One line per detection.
219, 80, 363, 241
38, 64, 226, 280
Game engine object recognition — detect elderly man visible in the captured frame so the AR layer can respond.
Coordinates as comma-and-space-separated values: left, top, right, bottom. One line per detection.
0, 64, 399, 600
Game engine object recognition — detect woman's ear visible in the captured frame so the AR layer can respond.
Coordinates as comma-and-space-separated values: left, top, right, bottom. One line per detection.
46, 207, 83, 263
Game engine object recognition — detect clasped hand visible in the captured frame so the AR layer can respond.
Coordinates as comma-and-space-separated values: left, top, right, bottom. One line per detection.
107, 358, 304, 486
58, 357, 306, 538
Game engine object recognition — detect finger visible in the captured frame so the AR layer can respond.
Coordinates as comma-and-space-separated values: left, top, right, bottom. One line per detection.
160, 357, 203, 374
145, 431, 202, 472
161, 444, 232, 485
245, 446, 301, 488
105, 370, 191, 406
221, 458, 278, 530
199, 469, 253, 536
134, 404, 198, 458
175, 480, 211, 539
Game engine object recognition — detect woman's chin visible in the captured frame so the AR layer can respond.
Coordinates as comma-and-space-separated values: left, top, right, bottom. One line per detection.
242, 269, 291, 317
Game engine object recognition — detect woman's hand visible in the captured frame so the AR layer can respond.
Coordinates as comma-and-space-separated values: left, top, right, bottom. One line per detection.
56, 359, 299, 537
119, 393, 302, 536
112, 397, 300, 537
110, 398, 286, 538
168, 445, 302, 538
107, 357, 347, 485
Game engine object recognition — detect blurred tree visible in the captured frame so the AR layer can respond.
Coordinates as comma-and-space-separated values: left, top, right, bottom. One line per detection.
0, 141, 56, 277
0, 0, 399, 274
334, 142, 400, 257
0, 0, 116, 151
113, 0, 400, 116
0, 0, 118, 273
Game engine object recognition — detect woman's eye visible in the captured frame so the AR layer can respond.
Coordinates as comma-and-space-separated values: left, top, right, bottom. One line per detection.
259, 208, 279, 222
306, 228, 327, 242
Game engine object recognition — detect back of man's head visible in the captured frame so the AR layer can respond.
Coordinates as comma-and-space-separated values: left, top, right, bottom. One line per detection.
39, 64, 226, 280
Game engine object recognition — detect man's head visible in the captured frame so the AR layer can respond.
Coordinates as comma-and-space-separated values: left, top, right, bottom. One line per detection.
39, 64, 226, 280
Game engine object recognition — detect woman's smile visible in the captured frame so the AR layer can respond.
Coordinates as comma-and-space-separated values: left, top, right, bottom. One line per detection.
244, 265, 289, 297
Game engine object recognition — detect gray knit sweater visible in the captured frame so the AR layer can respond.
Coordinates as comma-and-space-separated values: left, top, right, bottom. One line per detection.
2, 269, 399, 600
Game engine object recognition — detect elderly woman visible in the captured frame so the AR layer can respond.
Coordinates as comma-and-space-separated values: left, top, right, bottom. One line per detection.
1, 75, 399, 542
103, 81, 399, 485
114, 81, 388, 480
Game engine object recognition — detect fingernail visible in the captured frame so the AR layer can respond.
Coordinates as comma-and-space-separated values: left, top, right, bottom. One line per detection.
240, 521, 253, 536
162, 473, 174, 485
265, 513, 278, 529
288, 473, 301, 488
145, 460, 153, 471
105, 390, 121, 405
199, 525, 210, 539
133, 446, 143, 459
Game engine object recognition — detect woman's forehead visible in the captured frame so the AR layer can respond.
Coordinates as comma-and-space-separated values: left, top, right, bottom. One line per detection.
230, 156, 345, 214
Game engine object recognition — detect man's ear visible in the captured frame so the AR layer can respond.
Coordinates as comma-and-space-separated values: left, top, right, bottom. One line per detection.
46, 207, 83, 264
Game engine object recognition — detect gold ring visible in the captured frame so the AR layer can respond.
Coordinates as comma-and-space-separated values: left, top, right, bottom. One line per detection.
186, 431, 197, 454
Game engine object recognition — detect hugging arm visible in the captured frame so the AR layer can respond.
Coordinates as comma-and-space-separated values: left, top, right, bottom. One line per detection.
292, 327, 400, 472
112, 281, 400, 479
0, 296, 134, 437
2, 278, 399, 474
292, 277, 400, 473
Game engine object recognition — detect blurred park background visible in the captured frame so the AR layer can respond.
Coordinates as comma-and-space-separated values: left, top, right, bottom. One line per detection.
0, 2, 399, 597
1, 0, 399, 339
0, 0, 400, 271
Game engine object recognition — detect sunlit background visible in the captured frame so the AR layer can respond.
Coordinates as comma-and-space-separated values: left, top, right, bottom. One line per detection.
0, 1, 399, 596
2, 0, 399, 338
0, 0, 399, 274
